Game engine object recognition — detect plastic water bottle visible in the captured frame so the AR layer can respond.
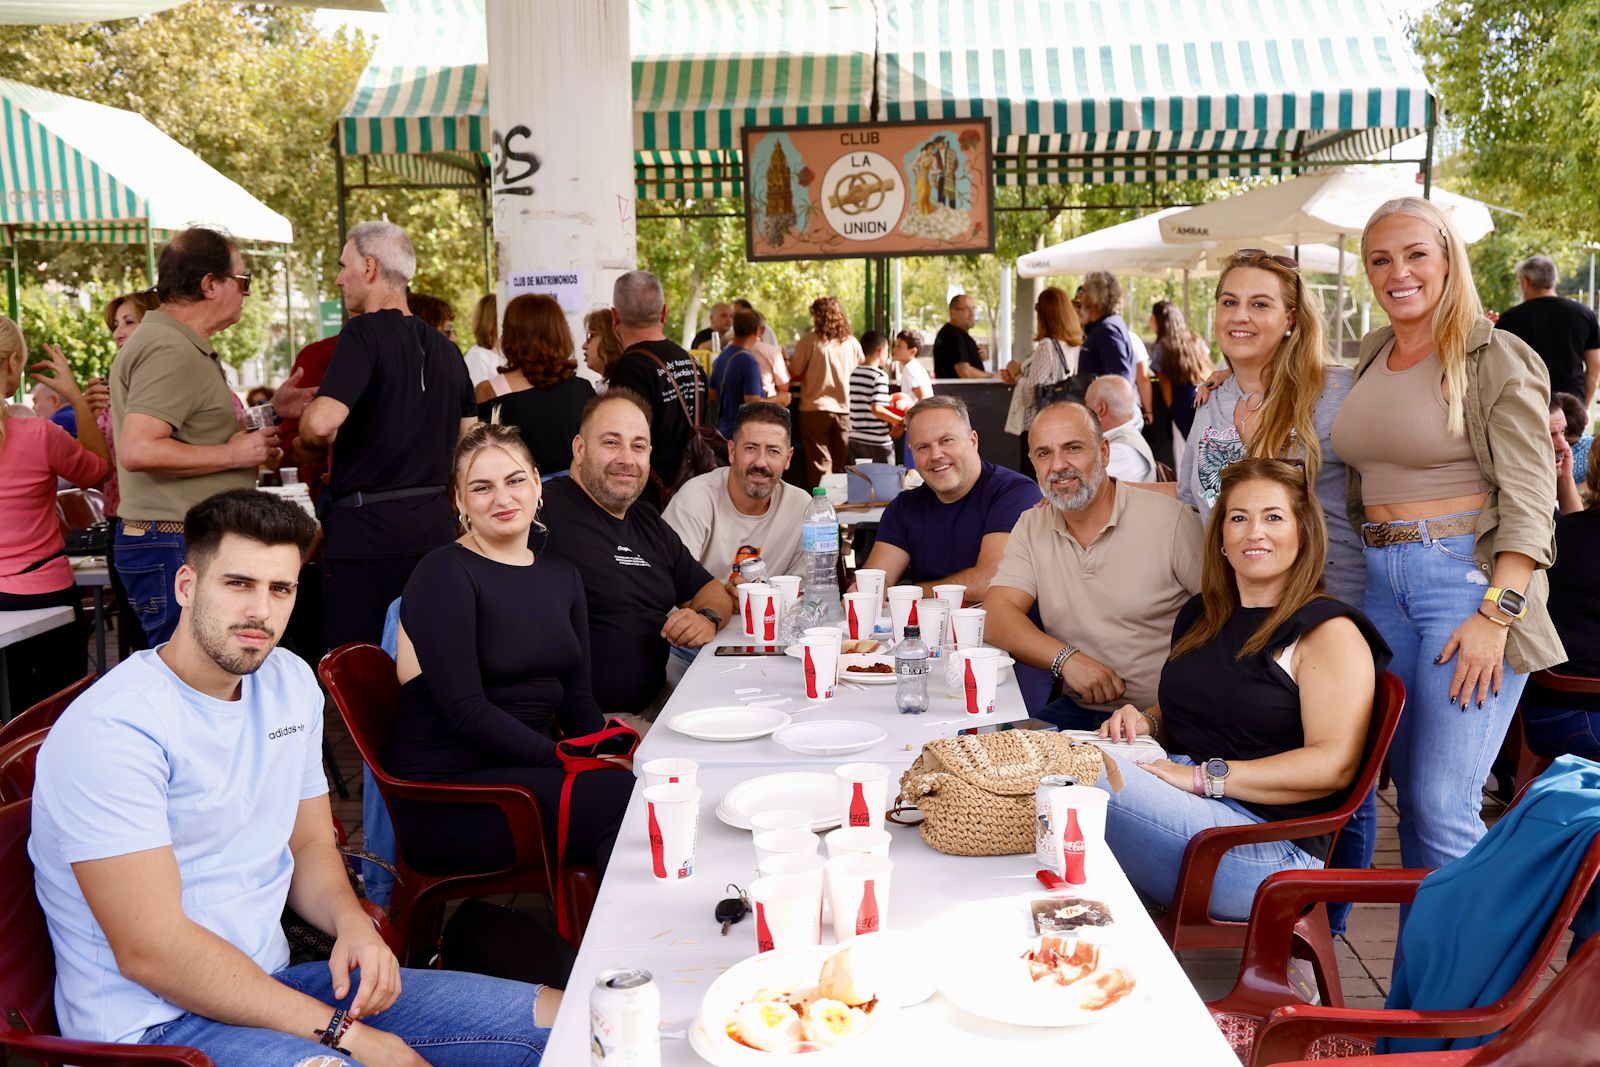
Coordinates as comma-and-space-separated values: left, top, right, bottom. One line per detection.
801, 487, 841, 625
895, 624, 930, 714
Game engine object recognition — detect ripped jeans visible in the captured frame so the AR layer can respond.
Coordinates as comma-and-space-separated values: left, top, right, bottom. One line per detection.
1361, 522, 1527, 871
138, 963, 547, 1066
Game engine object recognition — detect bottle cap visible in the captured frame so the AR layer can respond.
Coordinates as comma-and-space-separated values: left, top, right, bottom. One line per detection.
812, 487, 826, 496
903, 625, 920, 639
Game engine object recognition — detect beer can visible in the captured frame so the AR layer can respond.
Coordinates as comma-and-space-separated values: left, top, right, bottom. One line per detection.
590, 967, 660, 1066
1035, 774, 1077, 874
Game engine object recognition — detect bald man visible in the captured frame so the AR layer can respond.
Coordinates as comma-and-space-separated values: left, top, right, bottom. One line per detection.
1086, 375, 1156, 482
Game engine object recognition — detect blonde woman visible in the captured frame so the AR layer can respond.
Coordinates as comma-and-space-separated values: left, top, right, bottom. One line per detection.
787, 295, 862, 486
582, 306, 624, 386
1331, 197, 1562, 872
1004, 285, 1085, 467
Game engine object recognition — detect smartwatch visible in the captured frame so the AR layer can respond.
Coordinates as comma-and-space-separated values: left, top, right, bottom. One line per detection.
1202, 758, 1230, 799
1482, 587, 1528, 622
695, 606, 724, 629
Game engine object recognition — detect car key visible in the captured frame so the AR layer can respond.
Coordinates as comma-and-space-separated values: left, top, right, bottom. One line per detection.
716, 884, 749, 935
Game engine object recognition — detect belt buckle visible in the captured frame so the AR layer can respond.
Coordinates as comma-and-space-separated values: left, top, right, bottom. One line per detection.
1368, 523, 1411, 549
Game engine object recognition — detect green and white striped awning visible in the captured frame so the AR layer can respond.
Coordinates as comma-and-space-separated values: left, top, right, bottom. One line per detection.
0, 78, 293, 246
339, 0, 1433, 198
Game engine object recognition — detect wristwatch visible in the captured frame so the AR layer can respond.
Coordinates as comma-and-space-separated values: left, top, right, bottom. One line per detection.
1482, 587, 1528, 622
1202, 758, 1230, 799
695, 606, 724, 629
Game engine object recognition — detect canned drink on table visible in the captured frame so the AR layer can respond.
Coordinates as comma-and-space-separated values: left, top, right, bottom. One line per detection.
737, 550, 768, 585
1035, 775, 1077, 875
591, 967, 661, 1066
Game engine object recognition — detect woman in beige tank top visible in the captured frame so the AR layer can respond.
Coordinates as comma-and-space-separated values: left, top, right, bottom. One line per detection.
1335, 197, 1562, 876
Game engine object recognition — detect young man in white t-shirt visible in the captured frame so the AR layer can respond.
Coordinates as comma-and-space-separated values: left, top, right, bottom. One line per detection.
30, 489, 556, 1067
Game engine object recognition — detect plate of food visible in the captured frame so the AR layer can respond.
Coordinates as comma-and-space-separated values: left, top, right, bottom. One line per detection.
666, 706, 792, 742
785, 638, 882, 659
939, 932, 1139, 1027
772, 720, 888, 757
838, 654, 897, 684
718, 771, 841, 832
691, 944, 897, 1063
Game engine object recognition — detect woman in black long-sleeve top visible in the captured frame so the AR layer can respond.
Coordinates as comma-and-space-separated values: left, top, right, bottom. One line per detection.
385, 423, 631, 876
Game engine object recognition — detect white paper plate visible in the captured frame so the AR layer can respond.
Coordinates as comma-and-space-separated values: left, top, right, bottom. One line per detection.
665, 705, 792, 742
786, 639, 883, 660
772, 720, 889, 757
718, 771, 841, 832
838, 654, 897, 684
940, 931, 1140, 1027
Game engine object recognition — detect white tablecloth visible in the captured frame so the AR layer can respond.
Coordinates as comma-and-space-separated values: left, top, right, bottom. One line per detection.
546, 763, 1239, 1063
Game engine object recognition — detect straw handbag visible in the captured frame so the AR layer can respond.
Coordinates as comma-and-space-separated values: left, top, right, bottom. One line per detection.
894, 730, 1123, 857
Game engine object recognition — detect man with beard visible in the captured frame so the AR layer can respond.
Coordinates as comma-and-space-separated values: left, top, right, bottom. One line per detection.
29, 489, 557, 1066
540, 390, 735, 719
664, 402, 810, 583
986, 401, 1203, 731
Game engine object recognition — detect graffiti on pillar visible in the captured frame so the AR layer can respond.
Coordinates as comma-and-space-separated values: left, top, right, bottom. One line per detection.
492, 125, 539, 196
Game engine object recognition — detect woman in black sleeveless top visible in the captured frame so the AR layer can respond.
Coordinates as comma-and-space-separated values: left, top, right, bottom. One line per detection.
1094, 458, 1390, 920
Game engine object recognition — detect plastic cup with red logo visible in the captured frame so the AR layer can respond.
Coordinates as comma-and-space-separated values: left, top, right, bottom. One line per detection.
834, 762, 890, 832
886, 585, 922, 645
642, 782, 700, 882
954, 647, 1004, 715
749, 874, 823, 952
800, 633, 841, 702
825, 853, 892, 942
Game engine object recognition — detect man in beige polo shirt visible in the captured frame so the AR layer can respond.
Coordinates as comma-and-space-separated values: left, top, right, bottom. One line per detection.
987, 401, 1203, 730
111, 227, 277, 646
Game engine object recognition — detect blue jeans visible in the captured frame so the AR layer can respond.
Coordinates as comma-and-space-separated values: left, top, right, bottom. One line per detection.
139, 962, 547, 1066
1361, 522, 1527, 870
113, 522, 186, 647
1095, 753, 1322, 922
1521, 704, 1600, 762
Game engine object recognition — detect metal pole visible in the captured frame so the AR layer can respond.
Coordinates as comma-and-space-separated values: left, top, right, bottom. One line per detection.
1590, 252, 1596, 314
143, 223, 156, 286
282, 247, 293, 378
335, 141, 349, 258
863, 258, 873, 333
1181, 268, 1191, 325
1422, 108, 1436, 199
479, 167, 493, 294
5, 232, 17, 323
891, 257, 903, 335
1334, 236, 1347, 356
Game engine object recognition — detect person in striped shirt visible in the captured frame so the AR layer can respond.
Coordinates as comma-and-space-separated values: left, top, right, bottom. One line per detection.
848, 330, 897, 464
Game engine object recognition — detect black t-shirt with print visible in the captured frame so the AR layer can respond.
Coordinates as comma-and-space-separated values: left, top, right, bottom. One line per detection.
537, 475, 715, 714
606, 338, 708, 500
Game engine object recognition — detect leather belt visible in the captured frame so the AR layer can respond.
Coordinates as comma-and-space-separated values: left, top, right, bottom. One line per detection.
330, 485, 445, 509
121, 519, 185, 534
1360, 513, 1478, 548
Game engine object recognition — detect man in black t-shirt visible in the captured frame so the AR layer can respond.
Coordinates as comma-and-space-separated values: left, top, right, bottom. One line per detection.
606, 270, 709, 507
690, 301, 732, 351
275, 221, 475, 651
540, 390, 734, 718
933, 294, 992, 378
1496, 255, 1600, 408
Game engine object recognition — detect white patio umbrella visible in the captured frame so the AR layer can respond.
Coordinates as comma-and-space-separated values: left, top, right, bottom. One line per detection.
1157, 168, 1496, 340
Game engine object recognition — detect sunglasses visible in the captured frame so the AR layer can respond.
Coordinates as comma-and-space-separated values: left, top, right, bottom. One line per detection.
227, 272, 253, 296
1234, 249, 1300, 272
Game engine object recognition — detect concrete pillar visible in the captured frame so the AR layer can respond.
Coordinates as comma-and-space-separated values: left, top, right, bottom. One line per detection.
486, 0, 636, 353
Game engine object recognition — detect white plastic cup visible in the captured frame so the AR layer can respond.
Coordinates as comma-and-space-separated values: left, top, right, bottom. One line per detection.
747, 584, 782, 643
753, 827, 820, 868
825, 854, 893, 942
749, 808, 814, 835
738, 582, 774, 638
835, 762, 891, 832
641, 757, 697, 790
950, 606, 987, 651
824, 826, 892, 859
841, 592, 877, 641
1039, 785, 1111, 884
956, 647, 1003, 715
887, 585, 923, 644
800, 635, 841, 702
750, 873, 824, 952
642, 782, 701, 882
278, 465, 302, 485
758, 850, 828, 891
932, 583, 967, 609
853, 568, 886, 624
917, 598, 951, 652
769, 575, 802, 611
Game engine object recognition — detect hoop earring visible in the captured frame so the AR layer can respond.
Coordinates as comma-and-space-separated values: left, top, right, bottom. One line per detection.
458, 513, 471, 532
1220, 547, 1227, 556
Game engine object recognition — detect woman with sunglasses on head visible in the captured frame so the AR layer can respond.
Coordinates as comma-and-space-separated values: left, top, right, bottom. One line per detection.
1331, 198, 1563, 873
1095, 458, 1389, 920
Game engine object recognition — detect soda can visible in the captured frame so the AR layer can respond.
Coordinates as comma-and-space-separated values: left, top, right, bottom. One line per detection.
1035, 774, 1078, 875
737, 550, 768, 585
590, 967, 661, 1066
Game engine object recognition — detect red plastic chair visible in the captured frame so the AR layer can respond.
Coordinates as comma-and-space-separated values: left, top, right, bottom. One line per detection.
0, 674, 94, 746
1515, 669, 1600, 791
1161, 671, 1406, 1007
0, 799, 214, 1066
1271, 935, 1600, 1066
1208, 831, 1600, 1065
319, 643, 593, 961
0, 726, 49, 805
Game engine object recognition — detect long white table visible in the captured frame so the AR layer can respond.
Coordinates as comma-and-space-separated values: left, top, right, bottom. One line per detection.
637, 625, 1031, 768
0, 606, 76, 722
546, 762, 1238, 1063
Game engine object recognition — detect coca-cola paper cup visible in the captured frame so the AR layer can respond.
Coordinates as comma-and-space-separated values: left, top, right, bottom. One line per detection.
841, 592, 877, 640
956, 647, 1003, 715
753, 827, 819, 869
800, 635, 840, 702
917, 597, 950, 651
642, 782, 700, 882
834, 762, 890, 832
950, 606, 986, 651
824, 826, 892, 859
886, 585, 922, 644
641, 757, 697, 790
853, 568, 886, 625
825, 853, 893, 942
749, 874, 823, 952
1040, 784, 1109, 885
932, 583, 967, 609
736, 582, 769, 638
769, 575, 801, 611
746, 584, 782, 643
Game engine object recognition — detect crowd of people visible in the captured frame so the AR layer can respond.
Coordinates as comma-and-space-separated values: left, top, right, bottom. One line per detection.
1, 191, 1597, 1063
